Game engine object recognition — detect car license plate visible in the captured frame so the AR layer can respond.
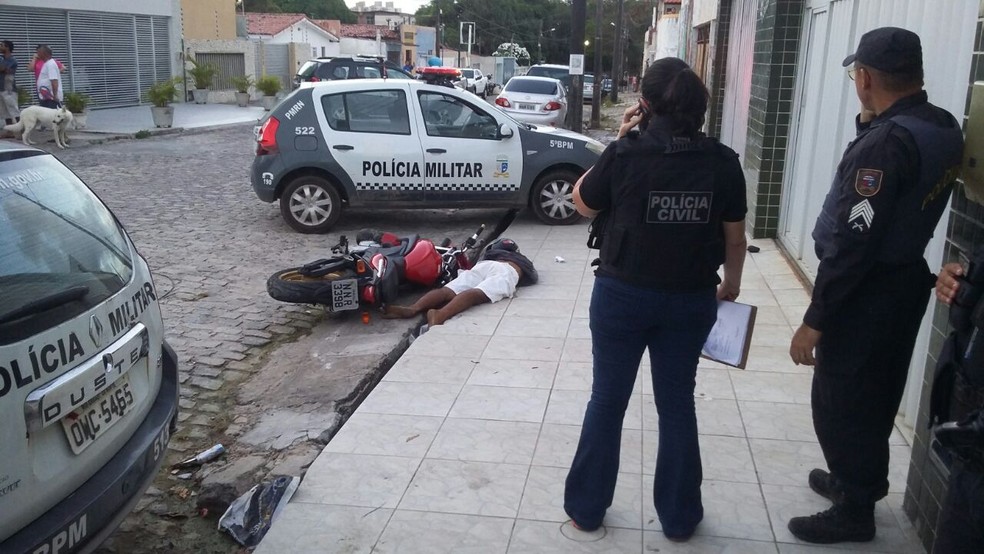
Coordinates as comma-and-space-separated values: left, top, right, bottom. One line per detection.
61, 375, 135, 455
330, 278, 359, 312
518, 103, 536, 110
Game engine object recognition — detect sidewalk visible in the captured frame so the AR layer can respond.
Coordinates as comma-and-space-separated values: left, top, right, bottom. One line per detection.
254, 219, 924, 553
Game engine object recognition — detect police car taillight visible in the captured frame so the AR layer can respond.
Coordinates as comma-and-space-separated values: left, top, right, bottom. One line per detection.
544, 101, 562, 111
256, 117, 280, 155
495, 97, 511, 108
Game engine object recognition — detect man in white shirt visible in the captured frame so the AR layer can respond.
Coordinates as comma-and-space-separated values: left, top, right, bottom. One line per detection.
36, 44, 62, 108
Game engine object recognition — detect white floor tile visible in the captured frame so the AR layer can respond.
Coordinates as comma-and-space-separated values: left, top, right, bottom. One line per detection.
449, 384, 550, 422
740, 401, 816, 442
643, 532, 781, 553
375, 510, 514, 553
427, 418, 540, 464
253, 503, 390, 554
399, 458, 529, 517
731, 371, 813, 404
483, 335, 566, 362
292, 452, 419, 508
495, 315, 572, 338
748, 439, 825, 488
358, 381, 463, 417
384, 355, 476, 385
518, 465, 643, 529
507, 519, 643, 553
468, 358, 559, 389
505, 298, 578, 318
643, 478, 774, 542
324, 413, 443, 458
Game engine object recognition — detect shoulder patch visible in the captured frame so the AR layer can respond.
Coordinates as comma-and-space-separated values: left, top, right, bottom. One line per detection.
854, 168, 883, 197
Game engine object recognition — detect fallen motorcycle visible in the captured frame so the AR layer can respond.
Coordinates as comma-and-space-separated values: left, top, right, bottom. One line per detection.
267, 209, 517, 314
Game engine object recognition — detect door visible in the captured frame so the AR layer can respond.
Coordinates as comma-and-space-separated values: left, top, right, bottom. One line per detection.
718, 0, 757, 160
315, 85, 426, 203
415, 90, 523, 204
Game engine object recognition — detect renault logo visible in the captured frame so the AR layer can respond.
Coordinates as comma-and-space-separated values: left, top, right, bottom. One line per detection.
89, 315, 104, 348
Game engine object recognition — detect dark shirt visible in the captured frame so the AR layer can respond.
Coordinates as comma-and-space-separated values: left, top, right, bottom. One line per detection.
805, 91, 961, 331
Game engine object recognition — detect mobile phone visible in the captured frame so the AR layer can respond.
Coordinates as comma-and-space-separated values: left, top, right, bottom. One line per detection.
638, 100, 651, 130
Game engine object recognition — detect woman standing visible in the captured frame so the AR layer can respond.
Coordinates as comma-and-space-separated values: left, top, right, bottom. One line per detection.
564, 57, 748, 541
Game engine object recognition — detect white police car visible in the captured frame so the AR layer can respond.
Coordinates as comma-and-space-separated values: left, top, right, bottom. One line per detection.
0, 143, 178, 553
250, 79, 604, 233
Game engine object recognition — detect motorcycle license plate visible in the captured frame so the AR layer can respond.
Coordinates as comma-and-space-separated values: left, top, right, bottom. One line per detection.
61, 375, 135, 455
330, 278, 359, 312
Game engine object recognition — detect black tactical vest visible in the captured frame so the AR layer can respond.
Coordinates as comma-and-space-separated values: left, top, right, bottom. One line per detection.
596, 132, 741, 290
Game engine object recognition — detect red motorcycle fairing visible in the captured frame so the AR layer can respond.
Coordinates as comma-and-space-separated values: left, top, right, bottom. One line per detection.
403, 239, 442, 286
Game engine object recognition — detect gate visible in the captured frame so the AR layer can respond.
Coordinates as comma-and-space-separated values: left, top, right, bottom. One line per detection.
255, 42, 290, 91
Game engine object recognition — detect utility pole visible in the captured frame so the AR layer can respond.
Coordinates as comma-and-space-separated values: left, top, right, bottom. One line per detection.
570, 0, 586, 132
590, 0, 603, 128
611, 0, 624, 103
436, 4, 443, 62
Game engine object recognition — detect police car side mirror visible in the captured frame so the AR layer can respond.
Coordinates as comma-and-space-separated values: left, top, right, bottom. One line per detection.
498, 123, 513, 139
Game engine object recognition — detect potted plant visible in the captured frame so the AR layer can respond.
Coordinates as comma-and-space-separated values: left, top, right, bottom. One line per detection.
256, 75, 282, 110
145, 77, 182, 128
231, 74, 254, 107
187, 59, 218, 104
63, 91, 91, 129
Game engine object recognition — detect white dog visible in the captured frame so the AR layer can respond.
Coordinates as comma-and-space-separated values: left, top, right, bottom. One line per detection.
3, 106, 73, 149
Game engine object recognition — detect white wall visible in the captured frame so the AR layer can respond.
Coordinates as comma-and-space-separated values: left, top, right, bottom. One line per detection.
6, 0, 172, 16
655, 17, 680, 60
339, 37, 385, 57
692, 0, 718, 26
263, 20, 338, 58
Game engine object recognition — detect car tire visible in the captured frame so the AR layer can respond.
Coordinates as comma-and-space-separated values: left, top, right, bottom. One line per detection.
279, 175, 343, 234
267, 267, 357, 305
530, 169, 582, 225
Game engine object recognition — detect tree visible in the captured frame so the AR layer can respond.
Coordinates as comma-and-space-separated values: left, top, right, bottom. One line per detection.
244, 0, 356, 23
493, 42, 531, 62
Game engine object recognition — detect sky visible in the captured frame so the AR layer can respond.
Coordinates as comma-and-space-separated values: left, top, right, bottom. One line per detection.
345, 0, 430, 16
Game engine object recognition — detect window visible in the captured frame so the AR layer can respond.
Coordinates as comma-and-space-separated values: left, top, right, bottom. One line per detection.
417, 91, 498, 139
312, 47, 317, 58
321, 89, 411, 135
503, 78, 558, 95
321, 46, 326, 57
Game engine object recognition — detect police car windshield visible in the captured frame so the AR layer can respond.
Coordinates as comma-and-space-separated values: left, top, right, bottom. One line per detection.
0, 156, 133, 344
504, 78, 559, 95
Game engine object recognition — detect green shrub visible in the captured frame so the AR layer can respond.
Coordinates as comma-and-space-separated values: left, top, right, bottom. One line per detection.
256, 75, 282, 96
135, 130, 152, 139
63, 91, 91, 114
188, 59, 218, 90
145, 77, 182, 107
231, 74, 255, 94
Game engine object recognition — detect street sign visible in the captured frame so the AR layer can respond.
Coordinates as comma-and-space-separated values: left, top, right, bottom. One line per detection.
569, 54, 584, 75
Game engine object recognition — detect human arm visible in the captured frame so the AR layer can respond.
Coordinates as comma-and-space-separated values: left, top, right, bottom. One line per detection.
573, 143, 618, 217
936, 262, 964, 305
717, 221, 746, 300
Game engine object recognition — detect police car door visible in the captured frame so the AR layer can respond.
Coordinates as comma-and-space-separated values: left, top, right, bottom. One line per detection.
415, 90, 523, 204
315, 83, 426, 204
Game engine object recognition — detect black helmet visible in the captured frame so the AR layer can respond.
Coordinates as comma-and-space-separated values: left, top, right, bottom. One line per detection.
486, 238, 518, 252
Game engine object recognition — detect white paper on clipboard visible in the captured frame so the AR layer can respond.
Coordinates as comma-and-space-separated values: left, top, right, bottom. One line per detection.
701, 300, 757, 369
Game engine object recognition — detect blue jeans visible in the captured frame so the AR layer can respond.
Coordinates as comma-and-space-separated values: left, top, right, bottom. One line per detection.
564, 276, 717, 535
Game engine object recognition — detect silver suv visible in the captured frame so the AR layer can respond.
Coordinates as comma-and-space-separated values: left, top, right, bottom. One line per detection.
0, 144, 178, 553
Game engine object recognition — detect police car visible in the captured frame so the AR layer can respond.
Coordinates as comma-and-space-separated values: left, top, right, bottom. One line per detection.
250, 78, 604, 233
0, 143, 178, 553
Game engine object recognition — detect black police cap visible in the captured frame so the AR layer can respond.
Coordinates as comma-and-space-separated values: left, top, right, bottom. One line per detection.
842, 27, 922, 74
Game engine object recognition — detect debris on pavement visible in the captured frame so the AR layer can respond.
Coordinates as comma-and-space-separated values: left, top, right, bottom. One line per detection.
218, 475, 300, 547
173, 444, 226, 469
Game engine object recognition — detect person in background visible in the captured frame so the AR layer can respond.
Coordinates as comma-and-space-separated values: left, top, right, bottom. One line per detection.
0, 40, 19, 125
564, 56, 747, 541
34, 44, 62, 109
787, 27, 964, 544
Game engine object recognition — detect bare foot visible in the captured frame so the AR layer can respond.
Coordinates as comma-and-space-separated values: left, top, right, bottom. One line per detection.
381, 305, 418, 319
426, 309, 445, 327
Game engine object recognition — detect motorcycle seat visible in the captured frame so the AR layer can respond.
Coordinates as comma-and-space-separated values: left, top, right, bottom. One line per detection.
368, 234, 419, 258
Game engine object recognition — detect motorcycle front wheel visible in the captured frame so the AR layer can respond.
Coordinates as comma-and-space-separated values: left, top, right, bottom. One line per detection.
267, 267, 358, 305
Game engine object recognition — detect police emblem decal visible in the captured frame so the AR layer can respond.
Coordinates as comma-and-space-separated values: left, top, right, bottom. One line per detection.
854, 168, 883, 197
848, 199, 875, 233
493, 157, 509, 178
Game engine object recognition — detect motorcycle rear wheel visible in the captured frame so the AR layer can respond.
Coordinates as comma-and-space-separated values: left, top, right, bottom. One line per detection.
267, 267, 358, 305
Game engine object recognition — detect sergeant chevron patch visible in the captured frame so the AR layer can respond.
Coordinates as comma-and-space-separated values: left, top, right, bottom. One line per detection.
848, 199, 875, 233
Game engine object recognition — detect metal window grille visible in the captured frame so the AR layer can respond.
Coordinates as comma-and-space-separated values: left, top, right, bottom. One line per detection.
195, 52, 245, 90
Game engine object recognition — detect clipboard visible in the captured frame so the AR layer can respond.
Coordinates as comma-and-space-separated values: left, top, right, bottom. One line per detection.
700, 300, 757, 369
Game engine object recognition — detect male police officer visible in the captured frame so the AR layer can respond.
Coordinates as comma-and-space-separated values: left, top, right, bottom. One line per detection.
787, 27, 964, 543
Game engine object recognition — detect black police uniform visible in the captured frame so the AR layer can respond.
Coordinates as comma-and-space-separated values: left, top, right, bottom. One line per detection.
807, 91, 963, 506
585, 117, 746, 288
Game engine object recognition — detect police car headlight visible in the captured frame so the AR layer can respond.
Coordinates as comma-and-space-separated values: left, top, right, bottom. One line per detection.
585, 140, 605, 156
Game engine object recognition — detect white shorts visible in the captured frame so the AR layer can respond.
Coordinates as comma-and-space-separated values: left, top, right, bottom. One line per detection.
445, 260, 520, 303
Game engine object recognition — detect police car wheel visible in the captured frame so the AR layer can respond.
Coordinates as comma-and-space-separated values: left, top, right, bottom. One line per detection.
280, 176, 342, 234
531, 170, 582, 225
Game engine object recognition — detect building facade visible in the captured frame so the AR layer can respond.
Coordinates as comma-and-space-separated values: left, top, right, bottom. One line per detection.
0, 0, 181, 108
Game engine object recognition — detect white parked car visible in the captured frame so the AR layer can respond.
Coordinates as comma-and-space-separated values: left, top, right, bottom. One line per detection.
494, 76, 568, 128
455, 68, 488, 98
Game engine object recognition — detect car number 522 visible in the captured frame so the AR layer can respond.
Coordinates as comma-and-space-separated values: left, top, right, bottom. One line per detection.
295, 126, 316, 136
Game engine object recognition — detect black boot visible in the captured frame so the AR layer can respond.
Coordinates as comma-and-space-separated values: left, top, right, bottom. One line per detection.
788, 502, 875, 544
808, 468, 840, 502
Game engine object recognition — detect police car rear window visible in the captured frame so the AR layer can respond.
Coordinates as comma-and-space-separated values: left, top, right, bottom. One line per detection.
322, 89, 411, 135
504, 78, 559, 95
0, 156, 133, 345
